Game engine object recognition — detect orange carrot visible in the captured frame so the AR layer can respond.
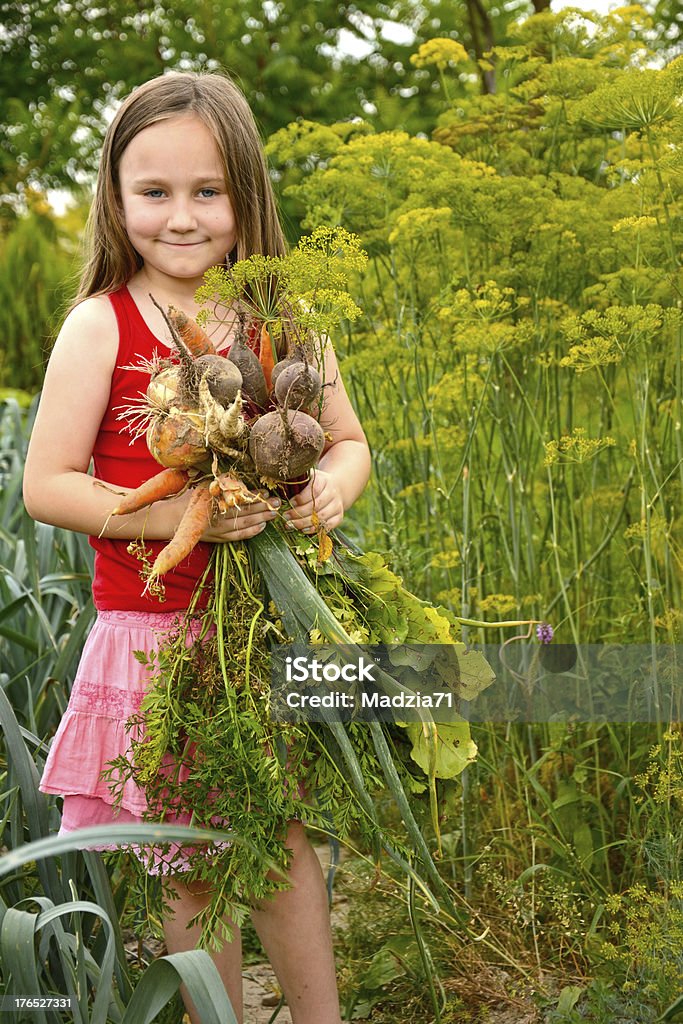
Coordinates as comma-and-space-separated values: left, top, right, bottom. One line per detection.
258, 323, 276, 392
167, 306, 216, 357
111, 468, 190, 516
149, 482, 212, 579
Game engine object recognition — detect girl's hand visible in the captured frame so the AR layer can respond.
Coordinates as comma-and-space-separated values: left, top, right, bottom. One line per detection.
283, 470, 344, 534
203, 495, 281, 542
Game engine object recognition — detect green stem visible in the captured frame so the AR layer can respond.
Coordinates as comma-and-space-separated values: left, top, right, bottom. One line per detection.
369, 720, 463, 922
231, 544, 265, 691
454, 616, 543, 629
408, 870, 445, 1022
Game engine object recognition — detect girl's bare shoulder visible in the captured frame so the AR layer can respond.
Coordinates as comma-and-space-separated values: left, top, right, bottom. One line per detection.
51, 293, 119, 371
59, 293, 118, 338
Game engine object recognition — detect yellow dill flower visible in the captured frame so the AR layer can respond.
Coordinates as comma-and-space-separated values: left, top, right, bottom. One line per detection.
665, 54, 683, 92
560, 304, 668, 372
569, 68, 677, 132
397, 482, 427, 500
612, 215, 658, 232
544, 427, 616, 466
440, 281, 529, 325
623, 510, 674, 562
607, 5, 653, 26
388, 206, 453, 246
584, 485, 624, 511
431, 424, 467, 455
411, 38, 469, 71
430, 549, 461, 569
428, 360, 484, 412
559, 337, 622, 372
291, 225, 368, 275
634, 736, 683, 804
478, 593, 519, 615
655, 608, 682, 640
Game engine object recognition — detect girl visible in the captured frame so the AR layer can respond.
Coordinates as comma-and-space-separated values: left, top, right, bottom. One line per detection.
23, 71, 370, 1024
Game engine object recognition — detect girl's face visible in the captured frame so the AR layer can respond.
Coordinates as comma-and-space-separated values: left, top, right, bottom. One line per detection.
117, 114, 236, 286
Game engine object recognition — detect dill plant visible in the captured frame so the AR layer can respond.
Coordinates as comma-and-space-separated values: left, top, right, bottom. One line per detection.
263, 13, 683, 1011
195, 225, 367, 353
268, 16, 682, 644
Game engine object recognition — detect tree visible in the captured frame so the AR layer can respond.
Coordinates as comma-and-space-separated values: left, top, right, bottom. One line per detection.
0, 0, 531, 201
2, 1, 679, 205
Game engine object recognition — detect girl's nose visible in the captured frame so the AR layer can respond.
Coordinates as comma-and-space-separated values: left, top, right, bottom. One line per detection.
167, 199, 197, 232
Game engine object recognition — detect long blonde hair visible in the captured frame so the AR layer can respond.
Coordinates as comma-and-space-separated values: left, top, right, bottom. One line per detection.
76, 71, 286, 302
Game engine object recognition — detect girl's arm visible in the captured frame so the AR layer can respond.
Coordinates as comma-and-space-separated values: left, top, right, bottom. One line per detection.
23, 298, 274, 542
284, 340, 371, 533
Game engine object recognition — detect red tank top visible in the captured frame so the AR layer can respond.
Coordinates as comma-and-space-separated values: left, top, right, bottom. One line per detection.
89, 286, 212, 611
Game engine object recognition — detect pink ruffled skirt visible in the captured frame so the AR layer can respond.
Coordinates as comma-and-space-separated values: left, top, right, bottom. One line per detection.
39, 609, 229, 874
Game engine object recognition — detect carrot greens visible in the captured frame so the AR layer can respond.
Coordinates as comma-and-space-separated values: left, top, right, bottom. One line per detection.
103, 522, 494, 949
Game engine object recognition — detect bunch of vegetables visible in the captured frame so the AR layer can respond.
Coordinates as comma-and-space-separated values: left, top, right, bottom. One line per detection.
112, 270, 334, 594
105, 229, 498, 947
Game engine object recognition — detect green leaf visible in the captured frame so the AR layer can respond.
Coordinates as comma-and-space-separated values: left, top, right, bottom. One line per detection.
121, 950, 238, 1024
452, 644, 496, 701
1, 905, 48, 1024
49, 596, 95, 683
556, 985, 584, 1013
387, 645, 439, 670
0, 824, 242, 878
660, 992, 683, 1021
0, 684, 64, 901
360, 935, 418, 989
573, 822, 594, 869
0, 897, 118, 1024
403, 719, 477, 779
82, 851, 133, 1003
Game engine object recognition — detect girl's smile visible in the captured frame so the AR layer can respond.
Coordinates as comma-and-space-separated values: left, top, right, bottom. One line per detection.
117, 114, 237, 288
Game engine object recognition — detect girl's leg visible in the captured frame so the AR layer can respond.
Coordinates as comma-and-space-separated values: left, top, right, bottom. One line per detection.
162, 875, 244, 1024
249, 820, 343, 1024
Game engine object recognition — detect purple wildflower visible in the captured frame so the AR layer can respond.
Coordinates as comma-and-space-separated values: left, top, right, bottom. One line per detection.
536, 622, 554, 644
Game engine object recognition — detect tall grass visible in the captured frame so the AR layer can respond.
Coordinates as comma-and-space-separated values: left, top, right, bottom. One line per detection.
0, 399, 94, 736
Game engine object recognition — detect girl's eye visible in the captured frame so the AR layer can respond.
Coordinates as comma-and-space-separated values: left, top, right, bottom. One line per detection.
144, 189, 165, 199
199, 187, 219, 198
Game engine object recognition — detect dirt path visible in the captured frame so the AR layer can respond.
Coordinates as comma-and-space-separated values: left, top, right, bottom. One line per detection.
241, 961, 291, 1024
